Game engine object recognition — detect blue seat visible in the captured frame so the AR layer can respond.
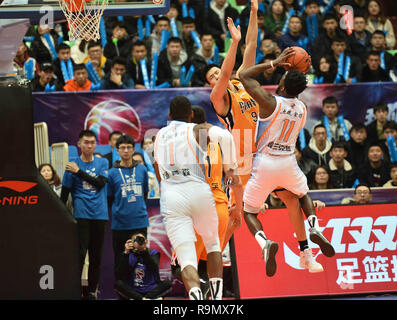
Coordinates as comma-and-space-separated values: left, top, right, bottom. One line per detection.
68, 145, 79, 161
95, 144, 111, 155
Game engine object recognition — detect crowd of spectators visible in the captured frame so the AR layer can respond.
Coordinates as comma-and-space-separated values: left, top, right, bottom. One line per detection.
13, 0, 397, 92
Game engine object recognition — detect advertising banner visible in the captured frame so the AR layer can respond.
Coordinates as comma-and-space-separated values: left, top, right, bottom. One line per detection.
33, 83, 397, 147
233, 203, 397, 298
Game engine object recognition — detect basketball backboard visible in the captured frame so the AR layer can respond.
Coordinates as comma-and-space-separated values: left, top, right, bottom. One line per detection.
0, 0, 170, 21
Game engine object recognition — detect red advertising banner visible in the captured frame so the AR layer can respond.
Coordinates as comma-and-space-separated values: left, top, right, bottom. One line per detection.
233, 203, 397, 298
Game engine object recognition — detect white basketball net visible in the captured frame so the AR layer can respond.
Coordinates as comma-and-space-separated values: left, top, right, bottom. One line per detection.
58, 0, 109, 41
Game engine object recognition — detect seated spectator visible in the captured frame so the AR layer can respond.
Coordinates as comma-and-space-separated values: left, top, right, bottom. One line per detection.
31, 62, 63, 92
313, 96, 353, 142
301, 0, 322, 38
341, 184, 372, 205
127, 41, 151, 89
64, 64, 92, 91
205, 0, 239, 52
294, 146, 317, 179
383, 163, 397, 188
114, 234, 172, 300
104, 21, 133, 60
357, 143, 390, 187
13, 41, 38, 79
311, 14, 346, 70
157, 37, 188, 87
361, 51, 391, 82
347, 123, 371, 170
313, 55, 338, 84
263, 0, 286, 38
142, 137, 154, 159
104, 16, 137, 37
30, 25, 59, 64
254, 54, 285, 85
147, 16, 171, 54
328, 36, 362, 84
172, 0, 206, 34
365, 0, 396, 49
327, 141, 356, 188
277, 15, 311, 54
309, 165, 334, 190
83, 41, 112, 80
302, 124, 332, 167
100, 57, 135, 90
196, 33, 222, 64
369, 31, 395, 73
53, 43, 76, 86
366, 103, 388, 144
347, 14, 372, 64
165, 3, 182, 36
38, 163, 62, 197
180, 17, 200, 57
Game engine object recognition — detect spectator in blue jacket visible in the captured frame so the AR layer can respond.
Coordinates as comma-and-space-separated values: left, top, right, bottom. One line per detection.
100, 56, 135, 90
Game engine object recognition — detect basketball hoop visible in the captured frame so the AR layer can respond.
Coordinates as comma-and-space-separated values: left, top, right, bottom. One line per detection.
58, 0, 109, 41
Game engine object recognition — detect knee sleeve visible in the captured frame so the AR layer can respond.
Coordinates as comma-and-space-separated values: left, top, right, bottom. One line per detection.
203, 236, 220, 255
174, 242, 198, 272
243, 202, 260, 214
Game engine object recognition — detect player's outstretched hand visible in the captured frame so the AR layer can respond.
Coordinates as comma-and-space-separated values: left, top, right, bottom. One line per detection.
227, 17, 241, 43
274, 47, 295, 68
251, 0, 258, 12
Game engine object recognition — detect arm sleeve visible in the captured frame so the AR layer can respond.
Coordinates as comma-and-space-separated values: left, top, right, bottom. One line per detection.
75, 170, 108, 189
60, 186, 71, 204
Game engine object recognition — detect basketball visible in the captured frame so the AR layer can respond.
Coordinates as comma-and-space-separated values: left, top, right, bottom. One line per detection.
284, 46, 311, 74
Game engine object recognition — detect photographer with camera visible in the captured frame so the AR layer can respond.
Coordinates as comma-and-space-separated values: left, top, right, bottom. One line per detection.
114, 233, 172, 300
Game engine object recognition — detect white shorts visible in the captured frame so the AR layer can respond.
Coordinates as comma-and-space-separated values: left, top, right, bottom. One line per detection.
160, 180, 220, 253
243, 153, 309, 212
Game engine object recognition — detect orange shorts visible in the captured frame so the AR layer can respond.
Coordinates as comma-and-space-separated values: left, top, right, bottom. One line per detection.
195, 200, 229, 262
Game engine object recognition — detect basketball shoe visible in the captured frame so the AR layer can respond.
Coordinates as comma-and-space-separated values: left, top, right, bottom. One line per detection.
299, 248, 324, 273
262, 240, 278, 277
309, 227, 335, 257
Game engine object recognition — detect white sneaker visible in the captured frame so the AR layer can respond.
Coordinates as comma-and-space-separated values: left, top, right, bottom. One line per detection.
299, 248, 324, 273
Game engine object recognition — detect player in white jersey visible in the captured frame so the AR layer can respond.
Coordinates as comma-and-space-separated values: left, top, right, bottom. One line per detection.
239, 48, 335, 277
154, 96, 241, 300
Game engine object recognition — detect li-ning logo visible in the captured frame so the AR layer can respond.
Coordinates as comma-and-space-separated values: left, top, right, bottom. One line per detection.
0, 178, 38, 206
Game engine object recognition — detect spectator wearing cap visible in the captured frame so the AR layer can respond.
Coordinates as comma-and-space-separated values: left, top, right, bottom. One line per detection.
327, 141, 356, 188
101, 57, 135, 90
64, 64, 92, 91
31, 62, 63, 92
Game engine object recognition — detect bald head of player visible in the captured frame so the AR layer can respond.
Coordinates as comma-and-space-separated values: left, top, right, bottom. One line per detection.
276, 70, 307, 98
169, 96, 194, 122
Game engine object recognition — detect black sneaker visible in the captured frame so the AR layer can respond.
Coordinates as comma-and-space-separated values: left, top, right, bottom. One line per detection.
262, 240, 278, 277
309, 228, 335, 257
